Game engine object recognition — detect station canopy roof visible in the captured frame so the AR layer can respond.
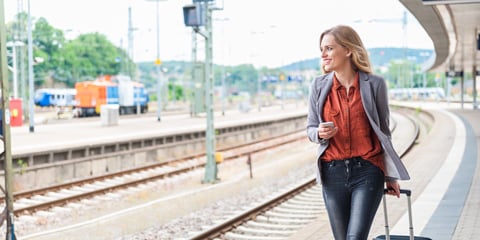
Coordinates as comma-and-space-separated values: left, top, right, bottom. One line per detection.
399, 0, 480, 74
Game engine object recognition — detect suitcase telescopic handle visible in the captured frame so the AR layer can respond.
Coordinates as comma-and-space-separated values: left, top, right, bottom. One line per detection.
384, 188, 411, 196
382, 188, 414, 240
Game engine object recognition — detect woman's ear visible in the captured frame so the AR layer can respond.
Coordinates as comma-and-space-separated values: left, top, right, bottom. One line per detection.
344, 47, 352, 57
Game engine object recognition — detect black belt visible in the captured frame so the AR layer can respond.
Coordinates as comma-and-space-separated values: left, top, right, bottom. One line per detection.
321, 156, 363, 166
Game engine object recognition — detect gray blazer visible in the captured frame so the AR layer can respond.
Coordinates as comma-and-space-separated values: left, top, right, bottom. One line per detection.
307, 71, 410, 183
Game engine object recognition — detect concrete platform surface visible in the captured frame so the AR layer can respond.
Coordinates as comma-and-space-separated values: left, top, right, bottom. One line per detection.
289, 102, 480, 240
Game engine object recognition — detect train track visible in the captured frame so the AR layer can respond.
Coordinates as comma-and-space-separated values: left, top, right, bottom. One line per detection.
188, 109, 423, 240
1, 129, 307, 217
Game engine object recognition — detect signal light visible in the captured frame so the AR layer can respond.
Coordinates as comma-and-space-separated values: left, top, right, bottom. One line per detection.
183, 4, 204, 27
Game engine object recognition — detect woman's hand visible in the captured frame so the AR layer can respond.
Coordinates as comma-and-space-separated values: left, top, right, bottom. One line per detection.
318, 124, 338, 140
386, 181, 400, 198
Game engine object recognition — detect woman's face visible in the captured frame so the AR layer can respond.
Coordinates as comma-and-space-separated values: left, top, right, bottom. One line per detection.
320, 34, 351, 72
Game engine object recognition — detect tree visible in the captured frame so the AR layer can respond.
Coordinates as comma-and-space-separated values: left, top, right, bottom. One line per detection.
32, 17, 67, 86
33, 17, 65, 54
60, 33, 128, 85
6, 13, 134, 88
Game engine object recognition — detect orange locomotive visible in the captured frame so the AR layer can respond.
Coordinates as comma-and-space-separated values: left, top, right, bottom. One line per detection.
74, 75, 149, 117
74, 76, 119, 117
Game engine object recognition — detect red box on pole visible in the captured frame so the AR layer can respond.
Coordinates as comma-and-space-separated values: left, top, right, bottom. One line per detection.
9, 98, 23, 127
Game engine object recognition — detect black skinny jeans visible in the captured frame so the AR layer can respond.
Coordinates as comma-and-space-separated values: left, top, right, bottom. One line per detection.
321, 157, 384, 240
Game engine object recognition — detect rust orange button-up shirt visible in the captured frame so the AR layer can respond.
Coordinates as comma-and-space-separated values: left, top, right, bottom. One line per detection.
321, 73, 384, 173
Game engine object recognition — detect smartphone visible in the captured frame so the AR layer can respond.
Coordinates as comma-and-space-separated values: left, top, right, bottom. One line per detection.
319, 121, 334, 128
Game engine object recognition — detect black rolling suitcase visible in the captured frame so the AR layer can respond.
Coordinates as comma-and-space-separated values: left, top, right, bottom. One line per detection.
374, 189, 431, 240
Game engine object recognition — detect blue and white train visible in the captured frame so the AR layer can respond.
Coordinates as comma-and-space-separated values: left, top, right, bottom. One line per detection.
34, 88, 77, 107
35, 75, 150, 117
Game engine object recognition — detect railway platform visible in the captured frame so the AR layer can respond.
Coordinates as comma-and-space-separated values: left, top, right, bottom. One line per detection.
288, 101, 480, 240
4, 102, 310, 191
9, 103, 308, 155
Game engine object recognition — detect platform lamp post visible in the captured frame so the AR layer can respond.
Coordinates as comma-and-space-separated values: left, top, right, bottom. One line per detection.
146, 0, 167, 122
183, 0, 218, 183
27, 0, 35, 133
1, 1, 17, 238
6, 41, 24, 99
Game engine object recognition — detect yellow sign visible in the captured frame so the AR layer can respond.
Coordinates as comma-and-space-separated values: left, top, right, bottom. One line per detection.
279, 74, 285, 81
154, 59, 162, 65
215, 152, 224, 163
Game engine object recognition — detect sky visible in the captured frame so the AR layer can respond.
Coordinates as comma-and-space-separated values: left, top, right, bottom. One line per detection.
4, 0, 434, 68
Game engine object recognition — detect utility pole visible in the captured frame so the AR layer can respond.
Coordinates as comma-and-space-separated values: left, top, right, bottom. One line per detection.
202, 1, 217, 183
127, 6, 134, 78
27, 0, 34, 133
1, 0, 17, 238
154, 0, 163, 121
145, 0, 166, 122
20, 3, 27, 120
190, 29, 197, 117
127, 6, 139, 81
183, 0, 218, 183
127, 6, 141, 115
15, 0, 27, 120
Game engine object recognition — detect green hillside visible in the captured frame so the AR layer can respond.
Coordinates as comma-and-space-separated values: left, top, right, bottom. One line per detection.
281, 47, 434, 71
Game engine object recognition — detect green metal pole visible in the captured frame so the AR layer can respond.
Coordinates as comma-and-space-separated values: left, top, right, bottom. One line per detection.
203, 2, 217, 183
27, 0, 34, 133
0, 0, 16, 238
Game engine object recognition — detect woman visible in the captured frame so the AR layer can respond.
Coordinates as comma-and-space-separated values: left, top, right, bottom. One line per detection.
306, 25, 410, 240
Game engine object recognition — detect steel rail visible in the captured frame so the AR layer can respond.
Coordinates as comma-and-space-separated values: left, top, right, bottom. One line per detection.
2, 129, 305, 202
8, 130, 307, 216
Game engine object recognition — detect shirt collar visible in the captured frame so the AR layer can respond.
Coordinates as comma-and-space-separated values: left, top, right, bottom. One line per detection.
332, 72, 359, 90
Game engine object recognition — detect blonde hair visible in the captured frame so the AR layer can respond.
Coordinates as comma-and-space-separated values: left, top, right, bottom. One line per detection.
319, 25, 372, 74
